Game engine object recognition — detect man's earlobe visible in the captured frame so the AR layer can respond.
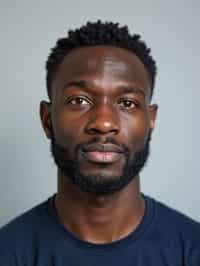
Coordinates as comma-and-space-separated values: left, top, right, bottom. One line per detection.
40, 101, 52, 139
149, 104, 158, 131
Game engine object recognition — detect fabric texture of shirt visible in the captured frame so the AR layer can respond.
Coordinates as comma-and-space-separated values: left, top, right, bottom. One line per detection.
0, 194, 200, 266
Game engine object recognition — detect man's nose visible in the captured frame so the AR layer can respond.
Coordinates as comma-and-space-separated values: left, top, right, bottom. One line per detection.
85, 103, 120, 136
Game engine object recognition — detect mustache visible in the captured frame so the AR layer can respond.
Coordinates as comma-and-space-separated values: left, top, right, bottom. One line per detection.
77, 137, 130, 155
51, 134, 129, 157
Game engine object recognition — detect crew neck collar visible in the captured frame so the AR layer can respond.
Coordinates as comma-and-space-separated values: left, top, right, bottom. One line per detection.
47, 193, 155, 251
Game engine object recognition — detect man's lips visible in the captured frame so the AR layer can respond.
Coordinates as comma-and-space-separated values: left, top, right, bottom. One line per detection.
82, 151, 123, 163
81, 143, 124, 163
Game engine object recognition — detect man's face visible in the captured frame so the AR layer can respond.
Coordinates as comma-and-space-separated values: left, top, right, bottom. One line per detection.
41, 46, 158, 195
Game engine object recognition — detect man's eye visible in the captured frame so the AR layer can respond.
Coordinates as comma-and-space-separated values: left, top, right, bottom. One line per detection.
118, 99, 137, 109
67, 97, 91, 106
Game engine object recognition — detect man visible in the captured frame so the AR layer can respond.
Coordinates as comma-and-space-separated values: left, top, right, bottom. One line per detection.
0, 20, 200, 265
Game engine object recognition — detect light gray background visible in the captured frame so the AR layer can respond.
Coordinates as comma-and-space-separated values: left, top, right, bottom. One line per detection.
0, 0, 199, 227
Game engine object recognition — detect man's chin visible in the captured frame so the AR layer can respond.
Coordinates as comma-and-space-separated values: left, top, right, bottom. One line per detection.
77, 164, 125, 181
67, 172, 134, 196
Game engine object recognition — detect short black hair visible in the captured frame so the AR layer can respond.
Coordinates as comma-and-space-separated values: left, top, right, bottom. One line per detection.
46, 20, 157, 100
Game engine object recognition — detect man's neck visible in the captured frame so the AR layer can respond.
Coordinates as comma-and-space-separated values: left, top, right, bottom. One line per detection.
55, 173, 145, 244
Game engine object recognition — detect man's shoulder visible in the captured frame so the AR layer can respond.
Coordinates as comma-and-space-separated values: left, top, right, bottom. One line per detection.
150, 195, 200, 239
0, 197, 50, 248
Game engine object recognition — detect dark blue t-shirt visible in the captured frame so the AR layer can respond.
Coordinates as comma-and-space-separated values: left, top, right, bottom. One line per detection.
0, 194, 200, 265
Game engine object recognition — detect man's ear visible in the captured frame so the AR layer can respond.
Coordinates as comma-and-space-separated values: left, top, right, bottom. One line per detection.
149, 103, 158, 134
40, 101, 52, 139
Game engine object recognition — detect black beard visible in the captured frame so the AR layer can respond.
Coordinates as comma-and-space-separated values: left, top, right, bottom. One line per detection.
50, 134, 151, 196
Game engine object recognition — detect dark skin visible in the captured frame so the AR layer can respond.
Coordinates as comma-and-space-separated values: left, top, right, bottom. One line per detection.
40, 45, 158, 244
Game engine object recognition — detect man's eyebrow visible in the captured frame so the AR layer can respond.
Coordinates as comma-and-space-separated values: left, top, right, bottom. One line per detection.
117, 86, 145, 98
62, 80, 146, 98
62, 80, 88, 91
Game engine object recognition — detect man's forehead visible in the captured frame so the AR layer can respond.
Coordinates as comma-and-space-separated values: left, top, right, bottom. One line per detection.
52, 45, 152, 100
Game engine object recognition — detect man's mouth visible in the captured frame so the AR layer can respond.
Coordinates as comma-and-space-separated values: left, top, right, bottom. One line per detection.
82, 151, 123, 163
81, 143, 124, 163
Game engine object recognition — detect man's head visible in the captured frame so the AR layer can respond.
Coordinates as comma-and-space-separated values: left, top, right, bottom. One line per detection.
40, 21, 158, 195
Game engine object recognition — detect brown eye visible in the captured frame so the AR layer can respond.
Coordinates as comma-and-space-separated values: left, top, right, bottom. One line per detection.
118, 99, 137, 110
67, 96, 91, 106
